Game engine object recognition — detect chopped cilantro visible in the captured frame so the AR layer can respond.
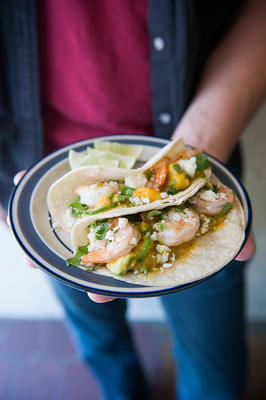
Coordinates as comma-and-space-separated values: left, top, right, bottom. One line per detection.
159, 224, 166, 231
118, 185, 135, 202
219, 202, 233, 216
173, 164, 182, 173
109, 193, 115, 200
69, 196, 89, 216
86, 265, 97, 271
144, 169, 152, 180
88, 221, 97, 229
66, 244, 89, 267
94, 219, 109, 240
146, 210, 162, 219
167, 181, 180, 195
118, 194, 129, 202
85, 202, 119, 216
139, 264, 148, 273
196, 154, 210, 171
212, 184, 218, 193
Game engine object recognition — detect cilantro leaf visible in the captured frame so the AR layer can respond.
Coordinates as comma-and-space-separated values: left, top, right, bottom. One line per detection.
118, 185, 135, 202
95, 219, 109, 240
85, 202, 119, 216
196, 154, 210, 171
66, 244, 89, 267
173, 164, 182, 173
159, 224, 166, 231
219, 202, 233, 216
144, 169, 152, 180
69, 196, 89, 216
146, 210, 162, 219
167, 181, 180, 195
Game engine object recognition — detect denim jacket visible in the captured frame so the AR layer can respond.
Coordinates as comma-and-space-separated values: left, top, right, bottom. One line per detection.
0, 0, 243, 209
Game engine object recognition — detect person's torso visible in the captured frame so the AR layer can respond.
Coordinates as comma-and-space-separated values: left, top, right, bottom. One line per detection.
37, 0, 154, 154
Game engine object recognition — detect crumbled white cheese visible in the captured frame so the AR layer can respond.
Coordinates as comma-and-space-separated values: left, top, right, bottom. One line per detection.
130, 237, 138, 245
199, 190, 218, 202
133, 270, 139, 275
160, 192, 168, 199
199, 214, 211, 235
118, 218, 127, 229
163, 263, 172, 268
167, 210, 181, 222
156, 244, 171, 253
129, 196, 142, 206
125, 173, 147, 189
170, 253, 176, 262
183, 208, 197, 223
105, 229, 115, 242
156, 245, 170, 264
219, 192, 227, 199
151, 232, 157, 241
141, 197, 150, 204
177, 156, 197, 177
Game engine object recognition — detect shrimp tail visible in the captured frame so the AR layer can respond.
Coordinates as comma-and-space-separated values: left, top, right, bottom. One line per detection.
82, 250, 107, 264
156, 162, 168, 186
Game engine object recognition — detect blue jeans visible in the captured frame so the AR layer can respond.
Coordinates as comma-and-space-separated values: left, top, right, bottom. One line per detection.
50, 261, 246, 400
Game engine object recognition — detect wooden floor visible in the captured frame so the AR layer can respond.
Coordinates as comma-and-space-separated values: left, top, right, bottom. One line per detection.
0, 320, 265, 400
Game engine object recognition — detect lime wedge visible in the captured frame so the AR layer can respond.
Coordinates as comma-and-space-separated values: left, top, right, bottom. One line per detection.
68, 149, 119, 170
94, 140, 143, 158
86, 148, 136, 169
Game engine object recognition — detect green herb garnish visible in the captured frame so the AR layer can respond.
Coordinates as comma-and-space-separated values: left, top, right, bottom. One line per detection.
219, 202, 233, 216
118, 185, 135, 202
139, 264, 148, 273
167, 181, 180, 195
86, 265, 97, 271
159, 224, 166, 231
137, 235, 152, 262
144, 169, 152, 180
212, 184, 218, 193
173, 164, 182, 173
85, 202, 119, 216
94, 219, 109, 240
66, 244, 89, 267
109, 193, 115, 200
196, 154, 210, 171
69, 196, 89, 216
146, 210, 162, 219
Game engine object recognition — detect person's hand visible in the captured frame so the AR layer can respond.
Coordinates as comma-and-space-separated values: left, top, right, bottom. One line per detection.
13, 170, 116, 303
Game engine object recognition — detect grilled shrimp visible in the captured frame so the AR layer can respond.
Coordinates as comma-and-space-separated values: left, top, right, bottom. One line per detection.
155, 209, 200, 247
189, 185, 234, 216
75, 183, 119, 207
82, 218, 140, 264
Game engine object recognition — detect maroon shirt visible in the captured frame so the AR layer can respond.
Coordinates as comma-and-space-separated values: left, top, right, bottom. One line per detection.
37, 0, 154, 154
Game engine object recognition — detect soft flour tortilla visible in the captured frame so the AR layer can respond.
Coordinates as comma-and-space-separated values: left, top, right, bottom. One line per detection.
47, 138, 211, 232
71, 196, 245, 287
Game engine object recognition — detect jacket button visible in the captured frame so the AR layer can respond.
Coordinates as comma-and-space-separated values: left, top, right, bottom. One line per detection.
159, 113, 172, 124
153, 37, 165, 51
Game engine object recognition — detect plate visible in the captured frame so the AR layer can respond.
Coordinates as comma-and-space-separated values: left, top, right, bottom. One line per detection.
9, 135, 252, 298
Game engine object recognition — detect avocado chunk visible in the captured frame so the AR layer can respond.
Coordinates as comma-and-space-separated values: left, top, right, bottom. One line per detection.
107, 254, 135, 275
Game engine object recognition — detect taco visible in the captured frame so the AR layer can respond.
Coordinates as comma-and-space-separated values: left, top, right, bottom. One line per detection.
47, 138, 211, 232
67, 176, 245, 287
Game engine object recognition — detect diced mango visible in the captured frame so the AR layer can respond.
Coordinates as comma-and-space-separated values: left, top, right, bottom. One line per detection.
133, 187, 161, 202
167, 163, 190, 190
95, 195, 112, 208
